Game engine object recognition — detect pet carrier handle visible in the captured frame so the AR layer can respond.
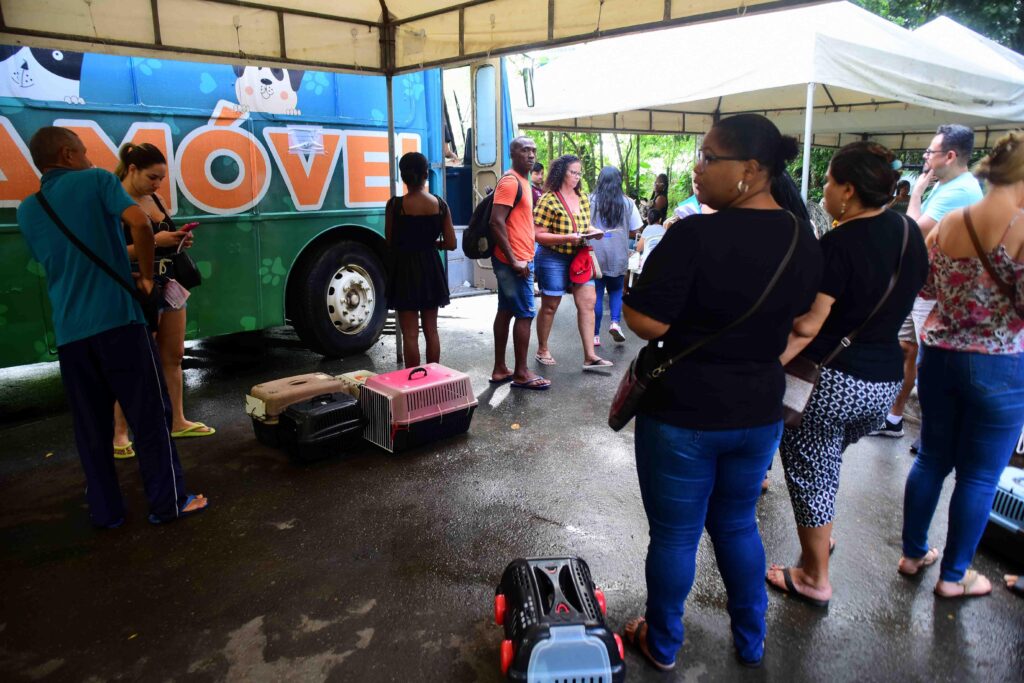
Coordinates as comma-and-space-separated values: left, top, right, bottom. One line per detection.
407, 367, 428, 381
311, 393, 336, 403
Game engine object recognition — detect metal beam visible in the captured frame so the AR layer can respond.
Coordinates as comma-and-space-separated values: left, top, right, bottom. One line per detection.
150, 0, 162, 45
201, 0, 379, 28
394, 0, 491, 26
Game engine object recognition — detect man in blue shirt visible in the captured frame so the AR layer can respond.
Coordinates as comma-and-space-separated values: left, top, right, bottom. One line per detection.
17, 127, 208, 528
872, 124, 983, 443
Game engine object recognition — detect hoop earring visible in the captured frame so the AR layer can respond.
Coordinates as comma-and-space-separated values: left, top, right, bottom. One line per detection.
832, 201, 847, 228
737, 180, 749, 194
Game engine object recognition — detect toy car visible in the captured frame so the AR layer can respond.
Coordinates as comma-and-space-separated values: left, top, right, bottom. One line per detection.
493, 557, 625, 682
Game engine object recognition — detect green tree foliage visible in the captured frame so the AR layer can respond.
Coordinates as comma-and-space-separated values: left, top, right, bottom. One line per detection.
854, 1, 1023, 51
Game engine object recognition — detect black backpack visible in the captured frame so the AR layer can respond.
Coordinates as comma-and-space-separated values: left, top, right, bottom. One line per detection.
462, 174, 522, 260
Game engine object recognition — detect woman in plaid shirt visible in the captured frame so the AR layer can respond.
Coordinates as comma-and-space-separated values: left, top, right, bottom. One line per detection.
533, 154, 612, 370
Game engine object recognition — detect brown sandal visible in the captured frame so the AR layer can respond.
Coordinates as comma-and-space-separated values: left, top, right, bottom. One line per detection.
934, 569, 992, 599
622, 617, 675, 672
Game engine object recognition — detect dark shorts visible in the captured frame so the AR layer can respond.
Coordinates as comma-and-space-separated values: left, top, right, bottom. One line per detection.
492, 257, 536, 319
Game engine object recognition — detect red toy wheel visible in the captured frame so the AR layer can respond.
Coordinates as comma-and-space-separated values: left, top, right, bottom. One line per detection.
494, 594, 506, 626
500, 639, 514, 675
594, 588, 607, 615
614, 633, 624, 660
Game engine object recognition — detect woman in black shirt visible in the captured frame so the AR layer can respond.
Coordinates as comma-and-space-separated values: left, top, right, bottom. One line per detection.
769, 142, 928, 609
621, 114, 822, 670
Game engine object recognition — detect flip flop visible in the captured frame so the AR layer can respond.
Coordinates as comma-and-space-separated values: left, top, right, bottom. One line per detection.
934, 569, 992, 599
582, 358, 613, 371
171, 422, 216, 438
488, 375, 514, 385
511, 377, 551, 391
534, 354, 557, 366
148, 494, 209, 525
898, 547, 938, 576
113, 442, 136, 460
766, 567, 830, 609
622, 617, 675, 672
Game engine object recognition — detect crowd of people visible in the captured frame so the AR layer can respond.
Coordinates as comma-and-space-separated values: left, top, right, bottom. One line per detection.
15, 115, 1024, 670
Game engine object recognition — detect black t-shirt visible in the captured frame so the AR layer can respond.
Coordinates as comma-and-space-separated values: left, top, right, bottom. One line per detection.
802, 210, 928, 382
624, 208, 823, 430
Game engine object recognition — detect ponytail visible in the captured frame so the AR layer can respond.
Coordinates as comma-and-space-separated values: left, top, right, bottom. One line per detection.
115, 142, 166, 180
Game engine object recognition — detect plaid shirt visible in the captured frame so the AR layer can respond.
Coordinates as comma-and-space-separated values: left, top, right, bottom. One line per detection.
534, 191, 591, 256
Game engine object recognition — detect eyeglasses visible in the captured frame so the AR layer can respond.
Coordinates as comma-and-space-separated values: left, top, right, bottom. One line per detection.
922, 148, 945, 157
567, 169, 582, 177
696, 149, 745, 167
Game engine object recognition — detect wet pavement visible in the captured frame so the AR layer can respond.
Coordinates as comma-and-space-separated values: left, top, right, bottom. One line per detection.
1, 294, 1022, 682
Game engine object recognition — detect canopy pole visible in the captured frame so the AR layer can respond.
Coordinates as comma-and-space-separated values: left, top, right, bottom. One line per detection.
801, 82, 815, 203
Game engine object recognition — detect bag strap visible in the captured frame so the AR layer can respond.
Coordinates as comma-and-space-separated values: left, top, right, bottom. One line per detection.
648, 212, 802, 379
554, 190, 580, 233
964, 205, 1021, 314
821, 214, 910, 367
34, 191, 145, 305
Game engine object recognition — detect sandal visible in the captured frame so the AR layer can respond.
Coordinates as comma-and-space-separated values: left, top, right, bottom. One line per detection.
534, 353, 557, 366
582, 358, 613, 371
934, 569, 992, 599
898, 547, 938, 576
766, 567, 830, 609
171, 422, 216, 438
113, 442, 136, 460
622, 617, 675, 672
148, 494, 209, 525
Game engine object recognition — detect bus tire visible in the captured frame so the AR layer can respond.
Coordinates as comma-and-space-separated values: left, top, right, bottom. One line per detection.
290, 240, 387, 357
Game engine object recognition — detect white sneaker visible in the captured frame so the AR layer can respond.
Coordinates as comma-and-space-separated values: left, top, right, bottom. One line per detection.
594, 335, 601, 347
609, 323, 626, 343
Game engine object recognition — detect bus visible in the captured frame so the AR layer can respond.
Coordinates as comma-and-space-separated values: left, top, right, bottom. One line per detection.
0, 45, 515, 368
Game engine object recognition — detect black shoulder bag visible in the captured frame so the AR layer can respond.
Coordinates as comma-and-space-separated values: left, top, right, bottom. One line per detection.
782, 215, 910, 428
35, 191, 162, 331
609, 212, 802, 432
153, 193, 202, 290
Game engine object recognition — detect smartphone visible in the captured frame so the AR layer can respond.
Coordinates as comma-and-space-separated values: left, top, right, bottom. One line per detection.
180, 222, 200, 232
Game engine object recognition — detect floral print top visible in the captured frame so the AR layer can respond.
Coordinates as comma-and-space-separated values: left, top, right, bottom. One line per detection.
921, 243, 1024, 354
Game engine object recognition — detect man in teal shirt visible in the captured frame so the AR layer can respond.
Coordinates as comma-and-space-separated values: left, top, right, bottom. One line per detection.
17, 127, 208, 527
872, 124, 983, 444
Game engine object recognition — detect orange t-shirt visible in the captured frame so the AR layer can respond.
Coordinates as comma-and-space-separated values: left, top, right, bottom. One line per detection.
492, 171, 535, 264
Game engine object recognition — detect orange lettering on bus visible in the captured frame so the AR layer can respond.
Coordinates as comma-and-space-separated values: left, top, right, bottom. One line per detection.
175, 126, 270, 215
342, 132, 421, 208
54, 120, 176, 212
263, 128, 344, 211
0, 117, 40, 207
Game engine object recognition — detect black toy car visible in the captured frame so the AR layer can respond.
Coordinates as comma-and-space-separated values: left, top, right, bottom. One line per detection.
493, 557, 625, 682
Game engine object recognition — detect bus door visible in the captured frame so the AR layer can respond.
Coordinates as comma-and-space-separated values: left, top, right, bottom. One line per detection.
469, 58, 510, 290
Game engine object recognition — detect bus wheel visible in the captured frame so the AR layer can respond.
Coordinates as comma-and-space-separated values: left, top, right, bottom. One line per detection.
290, 240, 387, 357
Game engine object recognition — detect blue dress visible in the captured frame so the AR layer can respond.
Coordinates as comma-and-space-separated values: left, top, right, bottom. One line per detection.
386, 195, 451, 311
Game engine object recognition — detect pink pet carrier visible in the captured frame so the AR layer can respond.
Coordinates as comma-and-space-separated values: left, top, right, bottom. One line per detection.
360, 364, 478, 453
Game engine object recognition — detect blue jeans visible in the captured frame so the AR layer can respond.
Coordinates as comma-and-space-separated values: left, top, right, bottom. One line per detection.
594, 274, 625, 334
635, 414, 782, 665
903, 346, 1024, 582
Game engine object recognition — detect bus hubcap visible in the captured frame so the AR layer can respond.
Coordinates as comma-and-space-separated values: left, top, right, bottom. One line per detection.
326, 265, 374, 334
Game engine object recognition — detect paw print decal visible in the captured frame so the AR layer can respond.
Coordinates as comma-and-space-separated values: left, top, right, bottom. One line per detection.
259, 257, 287, 286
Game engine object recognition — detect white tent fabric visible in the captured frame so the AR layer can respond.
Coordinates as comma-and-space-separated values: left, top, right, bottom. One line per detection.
515, 2, 1024, 149
0, 0, 819, 74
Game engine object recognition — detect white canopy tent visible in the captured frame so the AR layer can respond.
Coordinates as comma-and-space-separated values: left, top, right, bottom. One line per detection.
0, 0, 822, 75
514, 1, 1024, 197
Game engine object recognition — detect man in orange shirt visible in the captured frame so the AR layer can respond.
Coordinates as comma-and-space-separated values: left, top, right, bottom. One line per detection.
489, 136, 550, 390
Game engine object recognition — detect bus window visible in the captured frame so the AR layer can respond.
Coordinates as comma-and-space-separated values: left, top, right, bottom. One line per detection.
474, 65, 497, 167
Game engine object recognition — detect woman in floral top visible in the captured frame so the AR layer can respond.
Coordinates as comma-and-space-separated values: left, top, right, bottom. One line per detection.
900, 131, 1024, 599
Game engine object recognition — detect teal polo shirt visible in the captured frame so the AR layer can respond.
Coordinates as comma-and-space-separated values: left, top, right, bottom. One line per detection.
920, 171, 984, 224
17, 168, 145, 347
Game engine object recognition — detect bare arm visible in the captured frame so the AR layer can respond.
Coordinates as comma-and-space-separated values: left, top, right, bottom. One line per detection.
907, 170, 934, 226
780, 292, 835, 365
122, 205, 155, 292
623, 303, 670, 341
534, 223, 580, 249
437, 205, 457, 251
384, 198, 394, 246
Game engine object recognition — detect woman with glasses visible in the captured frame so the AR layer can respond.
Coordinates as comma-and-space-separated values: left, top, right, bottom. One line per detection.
111, 143, 214, 460
621, 114, 822, 670
769, 142, 928, 609
533, 154, 611, 370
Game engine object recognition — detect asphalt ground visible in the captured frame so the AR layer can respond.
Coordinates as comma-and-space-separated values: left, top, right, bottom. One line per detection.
1, 294, 1022, 682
